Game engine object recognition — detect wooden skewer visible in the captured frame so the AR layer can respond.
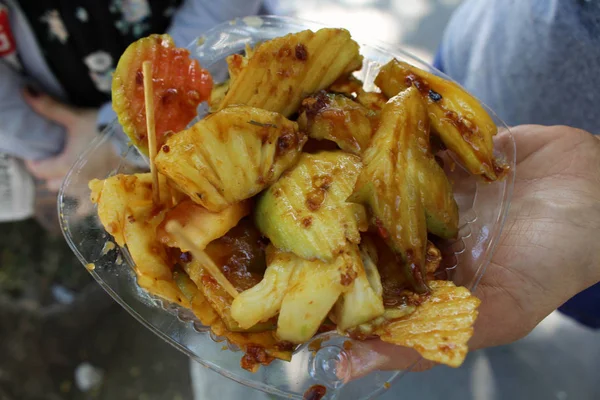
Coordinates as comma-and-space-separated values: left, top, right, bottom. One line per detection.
142, 61, 160, 205
166, 221, 239, 298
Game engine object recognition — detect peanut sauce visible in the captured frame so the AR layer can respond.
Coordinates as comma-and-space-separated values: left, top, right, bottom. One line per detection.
303, 385, 326, 400
295, 43, 308, 61
308, 337, 325, 353
306, 189, 326, 211
241, 344, 274, 371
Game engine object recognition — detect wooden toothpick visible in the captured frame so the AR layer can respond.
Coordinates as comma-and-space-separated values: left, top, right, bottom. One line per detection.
142, 61, 160, 205
166, 221, 239, 298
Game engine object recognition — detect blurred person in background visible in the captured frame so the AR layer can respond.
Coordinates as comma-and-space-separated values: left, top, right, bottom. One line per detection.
0, 0, 262, 230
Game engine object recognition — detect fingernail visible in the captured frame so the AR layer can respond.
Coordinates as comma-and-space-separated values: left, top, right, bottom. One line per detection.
24, 85, 40, 97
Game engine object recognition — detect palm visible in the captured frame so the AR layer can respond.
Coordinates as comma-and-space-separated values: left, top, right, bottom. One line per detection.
472, 125, 600, 348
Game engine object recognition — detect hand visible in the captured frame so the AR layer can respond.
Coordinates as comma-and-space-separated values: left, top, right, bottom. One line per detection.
344, 125, 600, 377
22, 89, 114, 191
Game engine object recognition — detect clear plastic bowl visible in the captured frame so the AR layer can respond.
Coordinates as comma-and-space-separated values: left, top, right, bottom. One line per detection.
59, 15, 516, 400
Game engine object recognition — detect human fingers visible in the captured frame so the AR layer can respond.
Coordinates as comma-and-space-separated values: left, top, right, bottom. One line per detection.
25, 155, 69, 181
22, 87, 79, 127
337, 339, 437, 381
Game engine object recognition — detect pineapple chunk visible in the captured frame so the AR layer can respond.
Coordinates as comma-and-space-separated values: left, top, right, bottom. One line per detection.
375, 59, 499, 180
297, 92, 377, 155
89, 173, 154, 247
89, 173, 188, 307
255, 151, 363, 262
183, 259, 273, 333
156, 199, 250, 252
329, 75, 388, 111
331, 244, 384, 332
219, 28, 363, 117
276, 248, 359, 343
230, 245, 297, 330
349, 87, 457, 292
155, 106, 306, 212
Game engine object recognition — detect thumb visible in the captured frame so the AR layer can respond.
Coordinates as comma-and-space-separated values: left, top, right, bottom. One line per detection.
339, 340, 435, 382
23, 87, 78, 127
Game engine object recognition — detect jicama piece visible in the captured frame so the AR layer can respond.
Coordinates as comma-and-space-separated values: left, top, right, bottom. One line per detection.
219, 28, 363, 117
375, 59, 500, 180
255, 151, 363, 262
155, 106, 306, 212
112, 34, 213, 155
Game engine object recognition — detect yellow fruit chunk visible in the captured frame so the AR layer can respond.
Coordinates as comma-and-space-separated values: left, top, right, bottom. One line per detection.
375, 59, 500, 180
155, 106, 306, 212
375, 280, 480, 367
219, 28, 363, 117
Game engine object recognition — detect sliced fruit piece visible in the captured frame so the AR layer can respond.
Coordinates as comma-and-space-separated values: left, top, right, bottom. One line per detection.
297, 91, 377, 155
367, 233, 445, 307
375, 59, 499, 180
349, 88, 457, 292
89, 173, 187, 306
89, 173, 174, 247
184, 262, 273, 333
349, 89, 428, 292
90, 174, 151, 247
329, 75, 388, 111
276, 248, 358, 343
112, 34, 213, 155
156, 199, 250, 252
219, 28, 363, 117
417, 154, 459, 239
375, 280, 480, 367
177, 261, 292, 372
230, 245, 297, 330
331, 244, 384, 332
255, 151, 363, 262
155, 106, 306, 212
